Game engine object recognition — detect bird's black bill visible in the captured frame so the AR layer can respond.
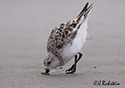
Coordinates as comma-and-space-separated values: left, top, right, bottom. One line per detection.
45, 69, 50, 73
41, 69, 50, 75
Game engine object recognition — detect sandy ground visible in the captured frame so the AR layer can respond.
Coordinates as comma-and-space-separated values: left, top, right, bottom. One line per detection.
0, 0, 125, 88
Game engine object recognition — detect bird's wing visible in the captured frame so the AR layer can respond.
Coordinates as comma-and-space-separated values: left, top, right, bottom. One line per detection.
47, 23, 77, 63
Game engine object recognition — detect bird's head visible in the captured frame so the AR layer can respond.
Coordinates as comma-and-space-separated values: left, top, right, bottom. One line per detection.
43, 52, 61, 70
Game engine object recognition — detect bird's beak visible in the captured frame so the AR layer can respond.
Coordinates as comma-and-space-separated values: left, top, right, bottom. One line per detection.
41, 68, 50, 75
45, 68, 50, 74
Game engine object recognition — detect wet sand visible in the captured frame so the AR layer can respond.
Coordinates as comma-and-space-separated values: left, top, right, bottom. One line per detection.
0, 0, 125, 88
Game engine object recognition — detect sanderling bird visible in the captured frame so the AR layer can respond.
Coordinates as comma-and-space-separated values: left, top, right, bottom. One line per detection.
42, 2, 93, 75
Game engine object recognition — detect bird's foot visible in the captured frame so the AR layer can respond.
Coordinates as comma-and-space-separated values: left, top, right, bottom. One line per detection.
65, 65, 76, 74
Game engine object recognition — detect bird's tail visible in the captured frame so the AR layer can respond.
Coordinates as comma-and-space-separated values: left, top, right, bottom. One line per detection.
66, 2, 93, 30
76, 2, 93, 24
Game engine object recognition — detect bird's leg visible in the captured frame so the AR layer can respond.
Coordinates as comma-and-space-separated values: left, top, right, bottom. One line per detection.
65, 55, 77, 74
65, 52, 83, 74
74, 52, 83, 64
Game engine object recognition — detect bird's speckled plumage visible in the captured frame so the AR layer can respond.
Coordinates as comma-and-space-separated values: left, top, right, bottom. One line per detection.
43, 2, 93, 72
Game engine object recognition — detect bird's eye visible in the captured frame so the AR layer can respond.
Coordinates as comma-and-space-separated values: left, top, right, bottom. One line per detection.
47, 61, 51, 65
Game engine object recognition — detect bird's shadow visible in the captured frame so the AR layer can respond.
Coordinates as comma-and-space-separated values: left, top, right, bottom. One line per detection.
41, 72, 84, 78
